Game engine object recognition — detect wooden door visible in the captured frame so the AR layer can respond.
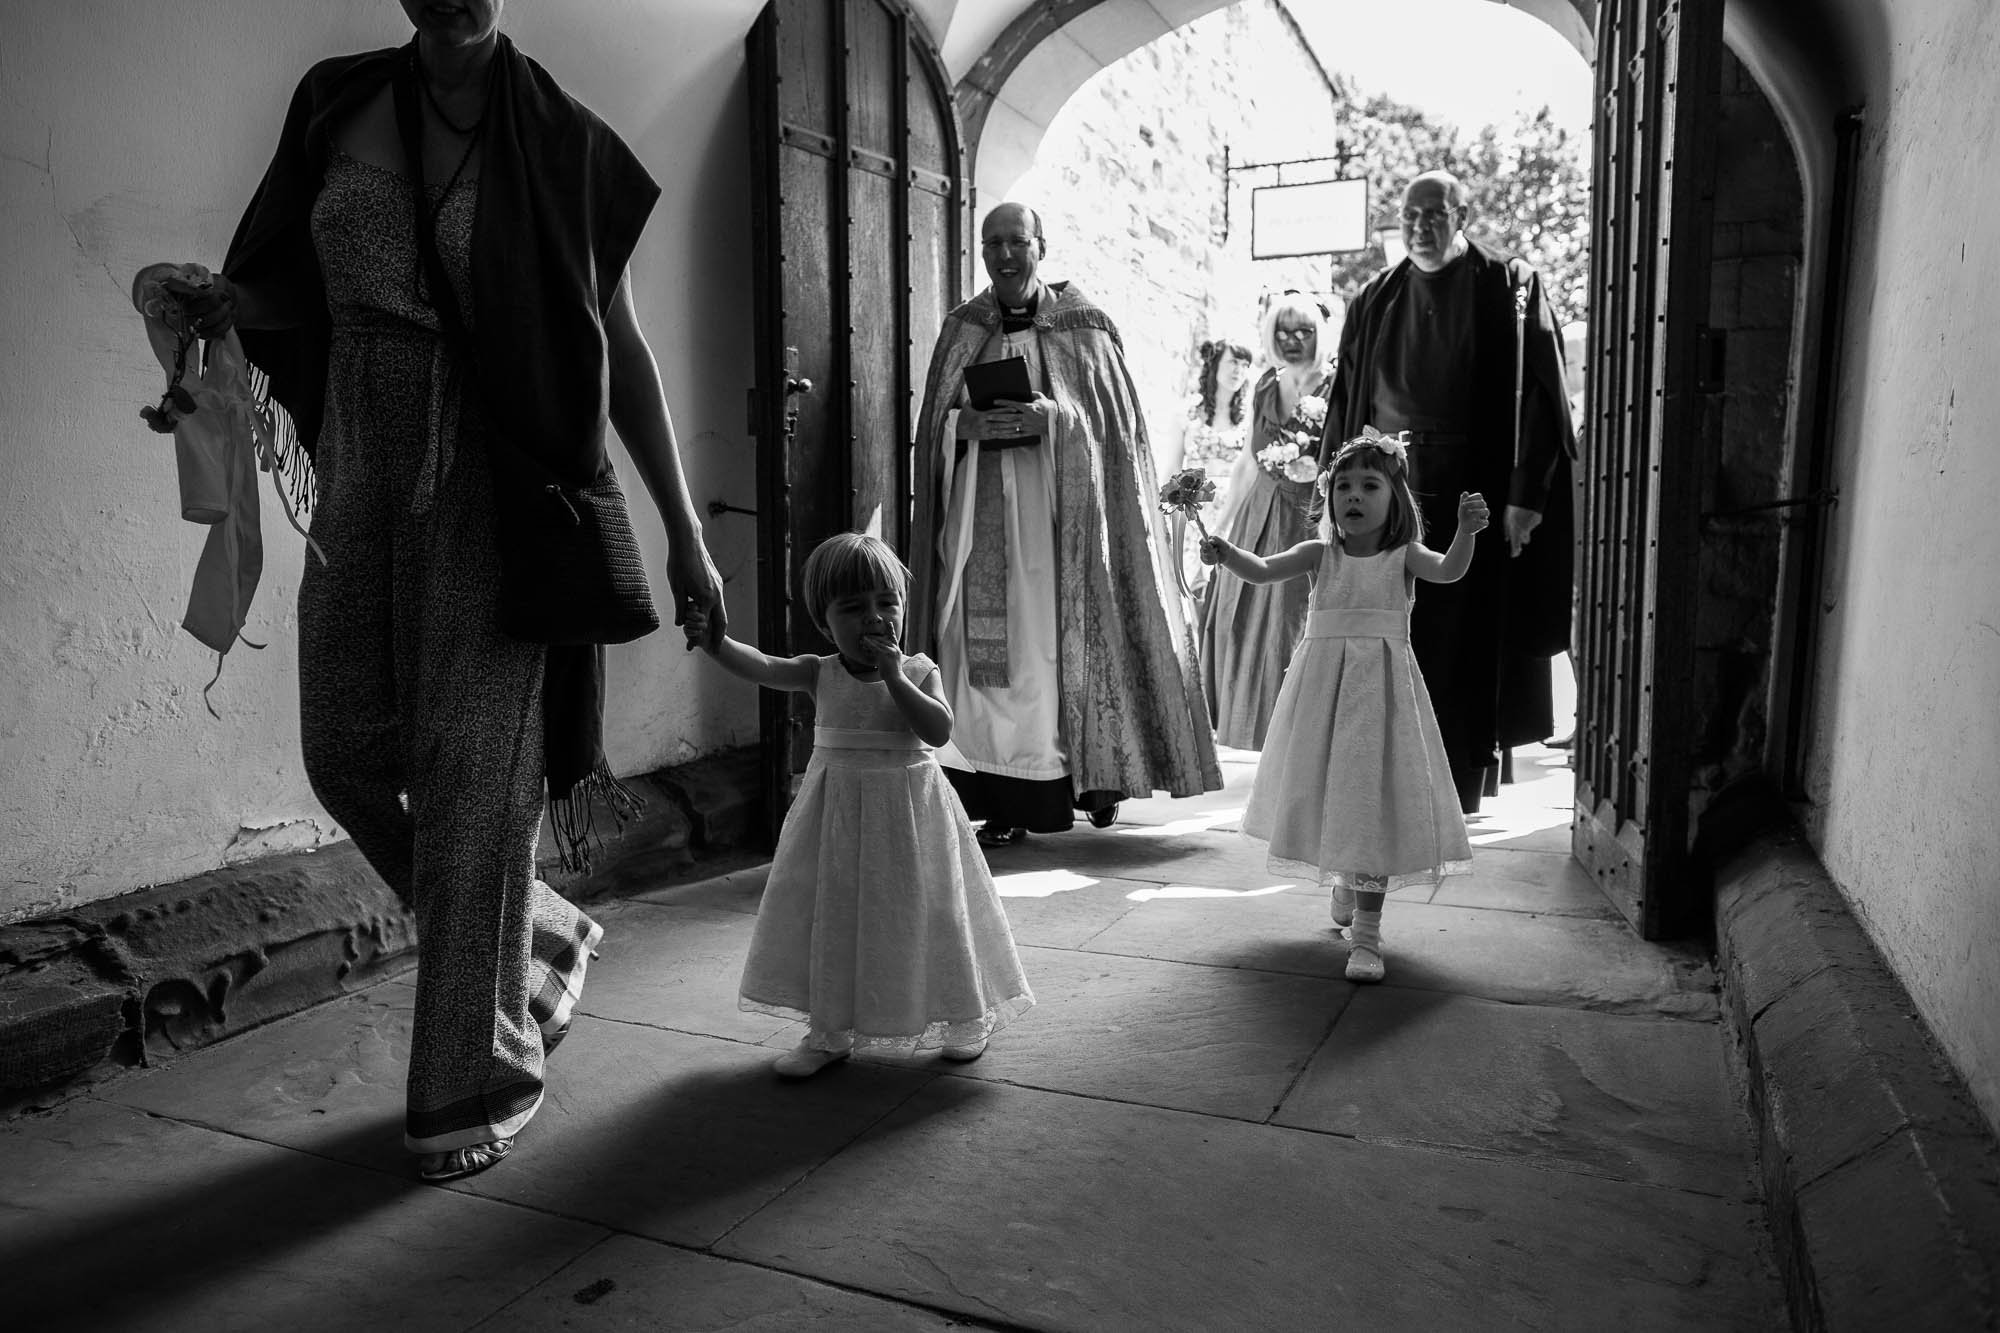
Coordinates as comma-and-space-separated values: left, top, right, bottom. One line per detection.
1572, 0, 1722, 938
746, 0, 966, 841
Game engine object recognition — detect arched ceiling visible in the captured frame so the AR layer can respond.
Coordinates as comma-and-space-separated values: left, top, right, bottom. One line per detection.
922, 0, 1884, 214
936, 0, 1595, 202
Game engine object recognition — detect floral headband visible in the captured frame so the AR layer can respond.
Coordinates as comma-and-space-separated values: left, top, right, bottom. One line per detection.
1317, 427, 1412, 494
1354, 425, 1410, 463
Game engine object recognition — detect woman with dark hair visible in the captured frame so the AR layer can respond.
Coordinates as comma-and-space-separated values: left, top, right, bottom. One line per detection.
1198, 291, 1343, 750
157, 0, 726, 1182
1170, 339, 1254, 550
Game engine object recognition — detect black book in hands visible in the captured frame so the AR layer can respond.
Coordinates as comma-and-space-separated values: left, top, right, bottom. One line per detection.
963, 356, 1038, 449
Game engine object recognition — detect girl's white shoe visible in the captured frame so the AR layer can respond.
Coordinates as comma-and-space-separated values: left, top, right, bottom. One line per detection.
1344, 944, 1386, 983
1330, 884, 1356, 927
774, 1043, 850, 1079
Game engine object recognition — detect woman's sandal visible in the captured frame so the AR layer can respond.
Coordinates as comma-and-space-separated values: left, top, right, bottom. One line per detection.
975, 824, 1025, 848
417, 1137, 513, 1183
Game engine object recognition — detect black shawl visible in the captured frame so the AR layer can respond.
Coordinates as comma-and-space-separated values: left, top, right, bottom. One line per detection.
224, 35, 661, 863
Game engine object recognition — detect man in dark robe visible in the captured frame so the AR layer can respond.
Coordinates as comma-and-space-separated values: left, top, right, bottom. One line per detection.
1321, 170, 1577, 813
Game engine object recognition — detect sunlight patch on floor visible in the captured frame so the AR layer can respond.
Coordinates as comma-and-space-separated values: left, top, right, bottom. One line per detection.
991, 868, 1100, 898
1466, 749, 1574, 846
1113, 807, 1246, 837
1122, 884, 1293, 902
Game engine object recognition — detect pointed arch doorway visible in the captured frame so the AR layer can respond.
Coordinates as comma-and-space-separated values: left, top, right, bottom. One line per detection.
745, 0, 968, 842
947, 0, 1731, 939
745, 0, 1757, 941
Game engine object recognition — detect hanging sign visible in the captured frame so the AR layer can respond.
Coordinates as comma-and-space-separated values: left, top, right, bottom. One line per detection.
1251, 178, 1370, 259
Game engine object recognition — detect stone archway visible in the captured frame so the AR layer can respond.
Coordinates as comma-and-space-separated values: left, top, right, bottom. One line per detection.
944, 0, 1822, 929
954, 0, 1596, 201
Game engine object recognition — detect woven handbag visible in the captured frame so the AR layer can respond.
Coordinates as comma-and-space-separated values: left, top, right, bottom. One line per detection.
487, 443, 661, 646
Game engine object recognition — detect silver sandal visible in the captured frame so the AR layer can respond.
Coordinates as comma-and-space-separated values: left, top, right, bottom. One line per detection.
417, 1137, 513, 1183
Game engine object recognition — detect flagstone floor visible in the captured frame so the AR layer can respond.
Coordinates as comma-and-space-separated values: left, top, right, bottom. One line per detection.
0, 743, 1784, 1331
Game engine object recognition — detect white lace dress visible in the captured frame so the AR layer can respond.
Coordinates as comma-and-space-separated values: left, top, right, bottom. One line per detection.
739, 653, 1035, 1052
1242, 543, 1473, 890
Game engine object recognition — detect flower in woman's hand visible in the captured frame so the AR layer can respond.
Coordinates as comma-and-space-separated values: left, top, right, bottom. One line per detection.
1283, 455, 1321, 484
1296, 396, 1328, 428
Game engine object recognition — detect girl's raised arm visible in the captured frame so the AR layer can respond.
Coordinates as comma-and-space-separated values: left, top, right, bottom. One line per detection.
1406, 490, 1490, 584
1200, 535, 1324, 585
688, 610, 818, 693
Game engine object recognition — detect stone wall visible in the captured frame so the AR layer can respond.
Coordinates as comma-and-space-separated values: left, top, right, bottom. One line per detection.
1006, 1, 1346, 475
1688, 49, 1805, 823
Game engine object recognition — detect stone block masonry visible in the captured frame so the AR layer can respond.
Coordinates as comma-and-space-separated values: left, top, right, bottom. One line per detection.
0, 748, 764, 1116
1712, 796, 2000, 1332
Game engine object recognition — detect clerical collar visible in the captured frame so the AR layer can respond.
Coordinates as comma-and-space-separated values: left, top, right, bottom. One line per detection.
1000, 291, 1040, 318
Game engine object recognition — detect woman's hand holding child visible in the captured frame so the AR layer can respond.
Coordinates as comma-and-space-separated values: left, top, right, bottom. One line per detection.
683, 605, 715, 653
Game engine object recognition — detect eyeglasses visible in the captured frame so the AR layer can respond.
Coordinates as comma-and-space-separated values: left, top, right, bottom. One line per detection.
1273, 327, 1314, 343
1400, 207, 1457, 227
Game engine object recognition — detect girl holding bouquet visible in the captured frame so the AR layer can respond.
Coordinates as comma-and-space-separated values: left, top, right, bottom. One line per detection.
1201, 432, 1487, 982
1198, 291, 1342, 750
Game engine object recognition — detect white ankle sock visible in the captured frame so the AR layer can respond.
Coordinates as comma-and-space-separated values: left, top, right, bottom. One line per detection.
1345, 908, 1386, 982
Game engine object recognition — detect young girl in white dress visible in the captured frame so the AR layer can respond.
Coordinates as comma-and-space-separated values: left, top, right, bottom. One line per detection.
690, 532, 1034, 1076
1199, 432, 1488, 983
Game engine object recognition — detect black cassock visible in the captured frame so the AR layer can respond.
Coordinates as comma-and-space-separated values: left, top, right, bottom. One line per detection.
1322, 240, 1577, 804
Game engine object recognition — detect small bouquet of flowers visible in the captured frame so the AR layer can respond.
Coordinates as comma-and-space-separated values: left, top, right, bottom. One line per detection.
1255, 392, 1329, 484
135, 265, 205, 435
1158, 465, 1218, 538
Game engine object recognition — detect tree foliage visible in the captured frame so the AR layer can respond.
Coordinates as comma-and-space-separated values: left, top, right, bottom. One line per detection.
1322, 96, 1591, 327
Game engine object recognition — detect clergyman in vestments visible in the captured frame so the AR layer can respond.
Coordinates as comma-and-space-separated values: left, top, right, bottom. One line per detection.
907, 202, 1221, 846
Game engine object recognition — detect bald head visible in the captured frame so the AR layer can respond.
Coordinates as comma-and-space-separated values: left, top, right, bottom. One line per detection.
1404, 171, 1467, 211
1399, 170, 1471, 273
981, 202, 1043, 243
980, 201, 1046, 306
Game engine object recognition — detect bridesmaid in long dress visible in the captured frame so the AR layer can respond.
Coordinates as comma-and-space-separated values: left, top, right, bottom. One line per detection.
1199, 291, 1342, 750
1168, 339, 1253, 593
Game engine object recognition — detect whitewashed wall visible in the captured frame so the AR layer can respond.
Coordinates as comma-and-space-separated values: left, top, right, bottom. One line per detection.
1799, 0, 2000, 1133
0, 0, 775, 920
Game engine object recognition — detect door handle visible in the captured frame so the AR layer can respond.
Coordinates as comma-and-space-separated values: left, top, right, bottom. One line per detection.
785, 377, 814, 396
